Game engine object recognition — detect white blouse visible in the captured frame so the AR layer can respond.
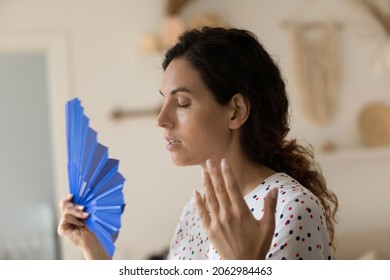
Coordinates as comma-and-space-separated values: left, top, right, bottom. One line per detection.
167, 173, 333, 260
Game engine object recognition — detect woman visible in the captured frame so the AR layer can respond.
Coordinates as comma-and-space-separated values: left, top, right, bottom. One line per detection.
58, 26, 338, 260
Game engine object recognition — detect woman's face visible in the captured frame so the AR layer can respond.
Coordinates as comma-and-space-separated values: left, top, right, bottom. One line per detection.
157, 58, 233, 166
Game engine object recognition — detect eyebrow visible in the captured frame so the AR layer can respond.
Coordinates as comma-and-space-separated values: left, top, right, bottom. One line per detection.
159, 87, 192, 96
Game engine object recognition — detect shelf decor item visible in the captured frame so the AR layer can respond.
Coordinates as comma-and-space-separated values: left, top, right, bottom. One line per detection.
65, 98, 126, 257
358, 102, 390, 146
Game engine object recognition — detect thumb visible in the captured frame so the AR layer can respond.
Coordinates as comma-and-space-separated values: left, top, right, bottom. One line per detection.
263, 188, 278, 225
258, 187, 278, 258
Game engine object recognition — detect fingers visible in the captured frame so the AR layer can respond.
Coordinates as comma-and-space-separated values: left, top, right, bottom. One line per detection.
204, 159, 249, 216
57, 194, 89, 230
194, 190, 211, 228
205, 160, 231, 214
58, 194, 88, 219
58, 194, 74, 214
65, 204, 90, 220
220, 159, 249, 212
57, 202, 89, 235
195, 159, 230, 231
201, 169, 220, 223
197, 158, 252, 230
60, 213, 85, 229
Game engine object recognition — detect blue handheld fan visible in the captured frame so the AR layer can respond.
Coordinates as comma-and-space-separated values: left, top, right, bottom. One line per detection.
65, 98, 125, 258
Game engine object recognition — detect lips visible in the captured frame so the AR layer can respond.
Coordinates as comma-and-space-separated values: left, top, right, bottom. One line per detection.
165, 136, 182, 149
165, 136, 181, 144
168, 140, 181, 145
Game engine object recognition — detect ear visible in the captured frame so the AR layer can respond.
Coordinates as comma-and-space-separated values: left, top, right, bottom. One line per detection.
228, 94, 250, 130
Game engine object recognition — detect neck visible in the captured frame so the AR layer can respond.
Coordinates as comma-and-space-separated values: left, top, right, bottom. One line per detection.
229, 157, 276, 196
200, 132, 276, 196
201, 155, 276, 196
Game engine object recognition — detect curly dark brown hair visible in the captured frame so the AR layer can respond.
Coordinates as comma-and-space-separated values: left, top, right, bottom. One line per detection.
162, 26, 339, 249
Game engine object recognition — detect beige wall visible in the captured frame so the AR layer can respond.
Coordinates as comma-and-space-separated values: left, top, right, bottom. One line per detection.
1, 0, 389, 259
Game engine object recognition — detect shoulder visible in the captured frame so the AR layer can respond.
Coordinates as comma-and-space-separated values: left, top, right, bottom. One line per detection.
245, 173, 323, 221
275, 173, 325, 216
247, 172, 323, 211
266, 174, 332, 259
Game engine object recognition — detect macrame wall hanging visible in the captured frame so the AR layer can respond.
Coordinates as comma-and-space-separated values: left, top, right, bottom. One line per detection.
285, 22, 342, 125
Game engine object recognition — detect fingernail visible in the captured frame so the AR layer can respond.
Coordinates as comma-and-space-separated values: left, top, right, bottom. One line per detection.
206, 159, 213, 170
201, 170, 206, 179
193, 190, 199, 199
221, 158, 228, 170
76, 205, 85, 210
271, 188, 278, 199
66, 194, 73, 199
82, 212, 90, 217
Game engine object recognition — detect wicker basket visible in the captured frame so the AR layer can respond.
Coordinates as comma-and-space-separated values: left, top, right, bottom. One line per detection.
358, 103, 390, 146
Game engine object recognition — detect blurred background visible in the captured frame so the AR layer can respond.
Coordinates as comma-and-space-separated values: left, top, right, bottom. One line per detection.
0, 0, 389, 260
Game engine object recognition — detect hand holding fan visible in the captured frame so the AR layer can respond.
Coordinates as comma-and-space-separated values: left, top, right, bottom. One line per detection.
65, 98, 126, 258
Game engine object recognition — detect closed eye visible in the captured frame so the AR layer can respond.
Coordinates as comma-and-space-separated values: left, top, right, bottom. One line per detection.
177, 97, 191, 108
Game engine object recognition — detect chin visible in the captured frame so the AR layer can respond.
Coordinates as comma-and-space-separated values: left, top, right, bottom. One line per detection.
170, 155, 200, 167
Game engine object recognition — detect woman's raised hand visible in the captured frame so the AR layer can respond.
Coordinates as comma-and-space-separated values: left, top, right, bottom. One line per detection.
194, 159, 278, 260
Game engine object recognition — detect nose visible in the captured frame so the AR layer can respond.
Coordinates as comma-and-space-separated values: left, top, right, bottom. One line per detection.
156, 102, 174, 128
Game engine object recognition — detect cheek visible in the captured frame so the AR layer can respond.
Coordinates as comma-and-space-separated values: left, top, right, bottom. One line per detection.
181, 112, 229, 145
